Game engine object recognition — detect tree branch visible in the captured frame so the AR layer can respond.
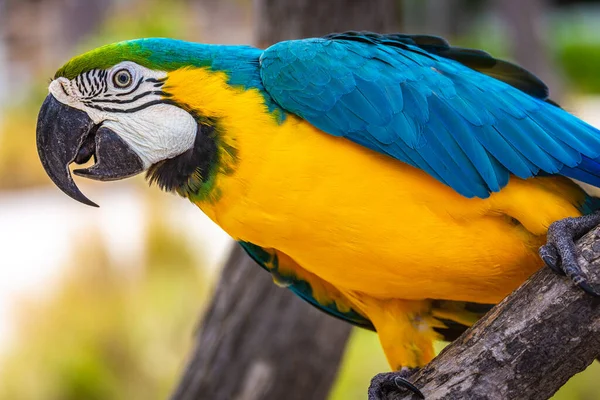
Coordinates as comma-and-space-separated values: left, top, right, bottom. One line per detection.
375, 227, 600, 400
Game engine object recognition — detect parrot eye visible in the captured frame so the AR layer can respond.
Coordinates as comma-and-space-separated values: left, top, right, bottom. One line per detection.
112, 69, 133, 88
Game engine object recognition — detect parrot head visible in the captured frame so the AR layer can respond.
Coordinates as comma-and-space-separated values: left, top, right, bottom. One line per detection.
36, 38, 230, 207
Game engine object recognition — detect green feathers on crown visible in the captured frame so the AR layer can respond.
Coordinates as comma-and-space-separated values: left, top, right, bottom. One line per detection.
56, 40, 152, 79
55, 38, 261, 81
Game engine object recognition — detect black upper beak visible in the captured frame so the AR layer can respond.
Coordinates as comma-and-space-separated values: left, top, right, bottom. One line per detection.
36, 94, 144, 207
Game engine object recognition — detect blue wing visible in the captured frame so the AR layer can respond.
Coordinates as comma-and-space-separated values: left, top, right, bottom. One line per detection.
259, 32, 600, 198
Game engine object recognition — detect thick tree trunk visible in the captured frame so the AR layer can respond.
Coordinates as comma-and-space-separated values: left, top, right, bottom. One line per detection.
375, 227, 600, 400
493, 0, 563, 98
170, 245, 352, 400
254, 0, 400, 46
171, 2, 401, 400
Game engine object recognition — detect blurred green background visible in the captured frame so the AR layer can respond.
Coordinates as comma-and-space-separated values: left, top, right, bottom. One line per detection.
0, 0, 599, 399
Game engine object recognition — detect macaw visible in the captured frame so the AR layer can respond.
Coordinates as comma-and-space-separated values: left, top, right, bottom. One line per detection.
36, 32, 600, 397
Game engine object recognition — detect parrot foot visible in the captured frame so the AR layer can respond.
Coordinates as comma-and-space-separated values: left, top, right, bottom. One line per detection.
539, 213, 600, 296
368, 367, 424, 400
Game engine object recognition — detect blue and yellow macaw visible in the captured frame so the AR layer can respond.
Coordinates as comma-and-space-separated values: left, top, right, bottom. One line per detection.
36, 32, 600, 395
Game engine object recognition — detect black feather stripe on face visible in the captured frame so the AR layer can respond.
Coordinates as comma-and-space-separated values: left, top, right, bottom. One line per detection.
79, 73, 168, 112
146, 122, 217, 196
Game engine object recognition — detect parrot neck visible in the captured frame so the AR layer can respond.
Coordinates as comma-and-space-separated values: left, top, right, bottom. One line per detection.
152, 56, 285, 204
146, 121, 218, 198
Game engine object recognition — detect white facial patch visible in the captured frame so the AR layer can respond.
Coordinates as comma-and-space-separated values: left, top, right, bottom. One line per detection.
102, 103, 197, 168
48, 62, 198, 168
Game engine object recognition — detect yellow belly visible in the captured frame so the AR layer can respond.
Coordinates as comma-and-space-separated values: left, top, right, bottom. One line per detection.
194, 115, 585, 304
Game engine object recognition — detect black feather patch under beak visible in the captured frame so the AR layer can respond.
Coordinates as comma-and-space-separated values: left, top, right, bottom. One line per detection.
36, 94, 144, 207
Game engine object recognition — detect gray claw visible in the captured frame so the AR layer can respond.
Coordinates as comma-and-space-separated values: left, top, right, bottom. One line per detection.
369, 368, 423, 400
541, 213, 600, 296
539, 244, 563, 275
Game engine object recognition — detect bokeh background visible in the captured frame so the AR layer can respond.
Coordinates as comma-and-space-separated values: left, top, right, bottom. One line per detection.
0, 0, 599, 399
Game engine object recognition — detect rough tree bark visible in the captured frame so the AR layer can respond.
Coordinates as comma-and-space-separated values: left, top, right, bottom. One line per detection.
170, 1, 400, 400
375, 227, 600, 400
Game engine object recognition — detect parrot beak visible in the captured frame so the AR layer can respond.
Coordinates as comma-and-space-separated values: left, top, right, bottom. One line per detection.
36, 94, 144, 207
